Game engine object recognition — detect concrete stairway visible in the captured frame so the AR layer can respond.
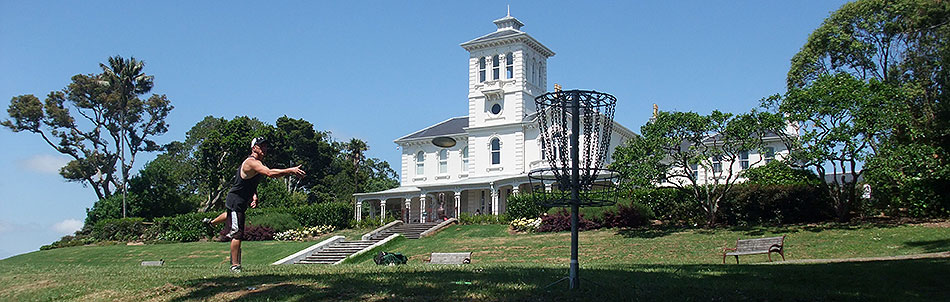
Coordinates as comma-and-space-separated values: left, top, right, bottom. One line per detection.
366, 222, 441, 240
295, 239, 379, 264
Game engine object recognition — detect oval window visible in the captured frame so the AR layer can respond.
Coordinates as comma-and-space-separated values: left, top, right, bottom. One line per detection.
491, 103, 502, 114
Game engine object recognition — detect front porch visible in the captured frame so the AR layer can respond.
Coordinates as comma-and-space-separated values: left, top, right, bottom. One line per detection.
353, 175, 539, 223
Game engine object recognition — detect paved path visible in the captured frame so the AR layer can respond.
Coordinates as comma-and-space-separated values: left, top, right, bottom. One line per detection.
768, 251, 950, 264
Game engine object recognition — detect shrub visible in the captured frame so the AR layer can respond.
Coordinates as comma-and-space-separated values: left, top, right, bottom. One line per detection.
458, 212, 509, 224
248, 212, 301, 233
40, 234, 95, 250
84, 194, 143, 227
90, 217, 147, 241
509, 217, 542, 232
601, 202, 654, 228
537, 209, 599, 232
743, 161, 823, 186
628, 188, 701, 225
284, 202, 352, 229
506, 192, 552, 219
153, 212, 219, 242
218, 224, 275, 241
719, 183, 833, 225
275, 225, 336, 241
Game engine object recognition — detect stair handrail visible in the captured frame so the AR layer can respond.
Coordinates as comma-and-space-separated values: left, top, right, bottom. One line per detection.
361, 220, 404, 241
336, 233, 403, 265
419, 218, 458, 238
272, 235, 345, 265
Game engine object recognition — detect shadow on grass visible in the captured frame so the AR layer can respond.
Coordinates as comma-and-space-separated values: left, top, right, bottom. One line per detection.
725, 221, 903, 237
904, 239, 950, 253
615, 226, 680, 239
167, 259, 950, 302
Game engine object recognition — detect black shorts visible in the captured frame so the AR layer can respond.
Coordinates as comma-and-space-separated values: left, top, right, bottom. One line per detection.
224, 210, 246, 241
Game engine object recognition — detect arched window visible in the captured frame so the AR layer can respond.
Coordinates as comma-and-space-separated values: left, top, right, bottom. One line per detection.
461, 146, 469, 172
490, 138, 501, 165
415, 151, 425, 175
478, 57, 486, 82
505, 52, 514, 79
438, 149, 448, 174
492, 55, 500, 80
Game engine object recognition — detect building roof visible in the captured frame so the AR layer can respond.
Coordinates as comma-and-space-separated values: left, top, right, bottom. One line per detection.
395, 117, 469, 142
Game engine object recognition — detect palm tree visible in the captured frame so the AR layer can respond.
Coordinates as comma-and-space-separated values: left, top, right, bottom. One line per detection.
99, 56, 154, 218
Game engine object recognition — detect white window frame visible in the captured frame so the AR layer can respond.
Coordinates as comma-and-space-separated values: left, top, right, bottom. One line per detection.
490, 138, 501, 165
479, 57, 486, 82
505, 52, 514, 79
438, 149, 448, 174
764, 147, 775, 163
461, 146, 469, 172
492, 55, 500, 80
712, 155, 723, 173
740, 151, 749, 170
415, 151, 425, 175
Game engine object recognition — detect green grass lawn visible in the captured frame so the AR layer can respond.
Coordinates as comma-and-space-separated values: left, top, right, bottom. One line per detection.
1, 222, 948, 301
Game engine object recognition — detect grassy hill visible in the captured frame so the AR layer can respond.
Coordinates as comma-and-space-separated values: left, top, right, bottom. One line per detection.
1, 222, 949, 301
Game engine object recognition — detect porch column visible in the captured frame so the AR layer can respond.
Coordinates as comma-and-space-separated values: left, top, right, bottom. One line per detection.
404, 198, 411, 223
355, 200, 363, 222
420, 193, 427, 223
454, 191, 461, 218
380, 199, 387, 223
491, 189, 499, 216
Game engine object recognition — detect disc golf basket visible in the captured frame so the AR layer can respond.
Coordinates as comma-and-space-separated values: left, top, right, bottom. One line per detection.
528, 88, 621, 290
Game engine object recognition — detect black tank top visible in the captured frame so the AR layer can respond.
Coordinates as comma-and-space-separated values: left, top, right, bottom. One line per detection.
224, 157, 265, 212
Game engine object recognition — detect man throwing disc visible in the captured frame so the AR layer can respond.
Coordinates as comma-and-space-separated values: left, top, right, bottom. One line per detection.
224, 136, 306, 272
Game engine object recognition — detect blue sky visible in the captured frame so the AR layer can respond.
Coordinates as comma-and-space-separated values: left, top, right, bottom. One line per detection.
0, 1, 849, 259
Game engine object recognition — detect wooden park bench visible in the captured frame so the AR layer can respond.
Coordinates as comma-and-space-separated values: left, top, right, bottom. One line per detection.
429, 252, 472, 264
722, 235, 786, 264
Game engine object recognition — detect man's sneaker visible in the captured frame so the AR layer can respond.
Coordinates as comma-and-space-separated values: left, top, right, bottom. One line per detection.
230, 265, 242, 273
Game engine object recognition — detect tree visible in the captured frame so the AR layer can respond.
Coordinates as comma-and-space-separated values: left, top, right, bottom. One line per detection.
3, 56, 173, 201
611, 110, 780, 226
770, 74, 899, 221
784, 0, 950, 217
191, 116, 267, 211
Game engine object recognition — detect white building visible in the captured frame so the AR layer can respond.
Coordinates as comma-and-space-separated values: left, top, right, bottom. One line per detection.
354, 14, 635, 223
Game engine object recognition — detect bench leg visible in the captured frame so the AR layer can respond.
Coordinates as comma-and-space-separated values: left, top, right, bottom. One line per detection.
768, 252, 772, 262
780, 251, 785, 261
722, 254, 726, 264
734, 255, 739, 264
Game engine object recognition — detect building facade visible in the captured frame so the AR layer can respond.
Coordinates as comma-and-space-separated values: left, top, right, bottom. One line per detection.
354, 14, 635, 223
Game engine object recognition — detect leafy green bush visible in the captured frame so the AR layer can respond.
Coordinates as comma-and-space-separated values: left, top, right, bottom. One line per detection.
84, 194, 143, 227
628, 188, 702, 225
248, 212, 301, 233
152, 212, 219, 242
90, 217, 147, 241
275, 225, 336, 241
601, 202, 654, 228
719, 184, 833, 225
506, 192, 551, 219
40, 234, 95, 250
458, 212, 509, 224
743, 161, 823, 186
245, 202, 352, 229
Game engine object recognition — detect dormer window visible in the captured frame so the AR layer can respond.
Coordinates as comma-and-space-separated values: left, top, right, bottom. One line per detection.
479, 57, 486, 82
505, 52, 514, 79
416, 151, 425, 175
492, 55, 500, 80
